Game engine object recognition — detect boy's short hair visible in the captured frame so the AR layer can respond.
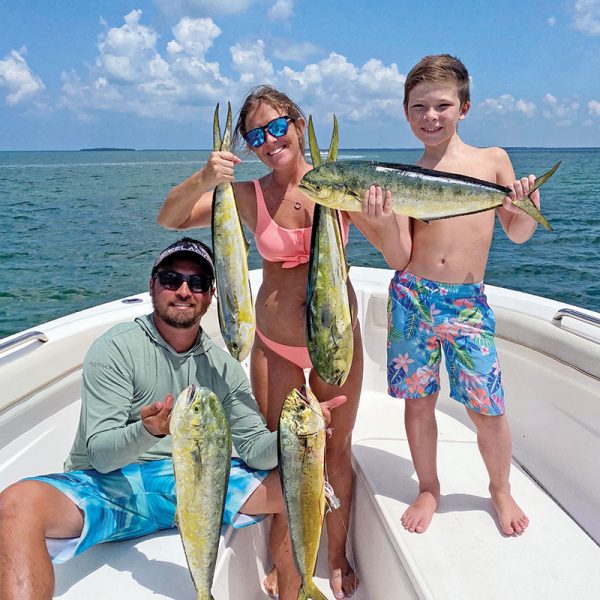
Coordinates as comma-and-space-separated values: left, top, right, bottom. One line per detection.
403, 54, 470, 110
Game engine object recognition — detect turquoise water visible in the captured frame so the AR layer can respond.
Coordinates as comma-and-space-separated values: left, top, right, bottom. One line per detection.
1, 148, 598, 339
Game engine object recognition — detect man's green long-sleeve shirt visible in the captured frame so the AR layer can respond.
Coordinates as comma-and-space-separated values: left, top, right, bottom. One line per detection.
65, 315, 277, 474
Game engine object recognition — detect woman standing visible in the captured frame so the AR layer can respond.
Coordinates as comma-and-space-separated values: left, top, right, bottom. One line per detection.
158, 86, 375, 599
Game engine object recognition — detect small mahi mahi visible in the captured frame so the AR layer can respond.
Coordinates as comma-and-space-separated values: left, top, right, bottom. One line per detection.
306, 115, 354, 386
212, 102, 255, 360
170, 385, 232, 600
278, 385, 328, 600
299, 159, 559, 230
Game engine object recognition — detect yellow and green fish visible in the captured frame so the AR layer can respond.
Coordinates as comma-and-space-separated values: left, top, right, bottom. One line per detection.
278, 385, 328, 600
170, 385, 232, 600
299, 159, 559, 230
306, 115, 354, 386
212, 102, 255, 360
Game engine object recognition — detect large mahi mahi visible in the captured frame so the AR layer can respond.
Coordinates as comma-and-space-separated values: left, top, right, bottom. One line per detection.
306, 115, 354, 386
299, 159, 558, 230
212, 102, 255, 360
278, 385, 328, 600
170, 385, 232, 600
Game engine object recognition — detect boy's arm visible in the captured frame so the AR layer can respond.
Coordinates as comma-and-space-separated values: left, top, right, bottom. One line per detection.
495, 149, 541, 244
348, 186, 412, 270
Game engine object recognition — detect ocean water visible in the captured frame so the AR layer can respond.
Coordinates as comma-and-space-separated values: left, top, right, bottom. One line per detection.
1, 148, 598, 339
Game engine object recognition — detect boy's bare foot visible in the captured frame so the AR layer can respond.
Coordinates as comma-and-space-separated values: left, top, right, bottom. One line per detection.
491, 489, 529, 535
401, 490, 439, 533
330, 560, 359, 599
263, 566, 278, 599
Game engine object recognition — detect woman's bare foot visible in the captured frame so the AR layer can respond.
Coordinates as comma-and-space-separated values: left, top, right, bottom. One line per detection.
491, 489, 529, 535
401, 490, 439, 533
330, 560, 358, 599
263, 566, 278, 599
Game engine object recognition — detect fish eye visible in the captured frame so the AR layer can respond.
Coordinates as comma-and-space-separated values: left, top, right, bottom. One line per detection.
193, 405, 200, 413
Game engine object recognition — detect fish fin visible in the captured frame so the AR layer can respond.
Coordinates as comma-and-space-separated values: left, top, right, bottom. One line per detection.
416, 217, 431, 224
529, 161, 560, 195
308, 115, 322, 167
512, 198, 553, 231
297, 583, 328, 600
213, 103, 221, 151
512, 161, 559, 231
326, 114, 338, 163
221, 101, 232, 152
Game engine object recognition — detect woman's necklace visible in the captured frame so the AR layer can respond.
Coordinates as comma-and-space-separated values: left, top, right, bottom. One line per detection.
266, 176, 303, 210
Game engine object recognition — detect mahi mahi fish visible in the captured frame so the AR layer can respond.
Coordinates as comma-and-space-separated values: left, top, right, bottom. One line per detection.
299, 159, 559, 230
278, 385, 328, 600
170, 385, 232, 600
212, 102, 255, 360
306, 115, 354, 386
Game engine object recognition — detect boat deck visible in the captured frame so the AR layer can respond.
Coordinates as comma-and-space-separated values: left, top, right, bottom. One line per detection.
351, 392, 600, 600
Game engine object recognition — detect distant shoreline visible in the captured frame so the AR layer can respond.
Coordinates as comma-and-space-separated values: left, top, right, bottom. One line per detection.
79, 148, 135, 152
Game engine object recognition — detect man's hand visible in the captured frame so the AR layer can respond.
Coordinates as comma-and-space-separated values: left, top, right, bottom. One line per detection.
320, 395, 347, 428
141, 394, 174, 437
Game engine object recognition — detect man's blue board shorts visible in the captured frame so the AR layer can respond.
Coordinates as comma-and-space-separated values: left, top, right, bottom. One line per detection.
25, 457, 269, 564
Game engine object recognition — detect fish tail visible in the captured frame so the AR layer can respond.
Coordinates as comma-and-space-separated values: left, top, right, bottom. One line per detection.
297, 582, 328, 600
213, 103, 221, 151
529, 161, 560, 195
511, 161, 559, 231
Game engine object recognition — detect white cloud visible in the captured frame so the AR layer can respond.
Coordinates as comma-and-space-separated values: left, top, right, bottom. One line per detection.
279, 53, 406, 121
61, 11, 231, 119
479, 94, 536, 118
0, 48, 46, 105
542, 93, 580, 126
573, 0, 600, 35
273, 41, 319, 62
588, 99, 600, 115
231, 40, 274, 85
268, 0, 294, 20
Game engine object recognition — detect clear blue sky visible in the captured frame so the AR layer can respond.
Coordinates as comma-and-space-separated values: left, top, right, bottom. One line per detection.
1, 0, 599, 150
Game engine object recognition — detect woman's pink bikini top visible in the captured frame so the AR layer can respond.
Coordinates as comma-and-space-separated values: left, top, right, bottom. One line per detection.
252, 179, 349, 269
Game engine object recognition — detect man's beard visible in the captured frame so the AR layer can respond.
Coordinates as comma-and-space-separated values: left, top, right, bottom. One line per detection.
152, 298, 202, 329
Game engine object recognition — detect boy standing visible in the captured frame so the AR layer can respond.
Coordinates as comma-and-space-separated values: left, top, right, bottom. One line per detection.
361, 54, 538, 536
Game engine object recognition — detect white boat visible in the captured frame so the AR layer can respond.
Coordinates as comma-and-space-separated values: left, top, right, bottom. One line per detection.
1, 267, 599, 599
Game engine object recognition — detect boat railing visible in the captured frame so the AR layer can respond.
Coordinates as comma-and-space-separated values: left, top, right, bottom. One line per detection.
552, 308, 600, 332
0, 331, 48, 355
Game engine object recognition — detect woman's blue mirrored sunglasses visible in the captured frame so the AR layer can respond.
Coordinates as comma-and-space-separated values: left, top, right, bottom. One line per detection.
244, 116, 294, 148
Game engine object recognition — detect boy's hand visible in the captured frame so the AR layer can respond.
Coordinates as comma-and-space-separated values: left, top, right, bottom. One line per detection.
503, 174, 540, 214
362, 185, 394, 223
201, 151, 242, 189
320, 395, 347, 429
141, 394, 174, 437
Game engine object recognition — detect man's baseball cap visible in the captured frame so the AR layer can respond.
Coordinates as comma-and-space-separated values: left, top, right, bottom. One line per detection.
152, 238, 215, 277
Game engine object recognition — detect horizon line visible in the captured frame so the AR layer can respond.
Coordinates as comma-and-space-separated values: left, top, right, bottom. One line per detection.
1, 146, 599, 153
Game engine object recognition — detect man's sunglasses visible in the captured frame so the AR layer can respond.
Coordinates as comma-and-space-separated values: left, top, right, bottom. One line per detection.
244, 116, 294, 148
153, 271, 213, 293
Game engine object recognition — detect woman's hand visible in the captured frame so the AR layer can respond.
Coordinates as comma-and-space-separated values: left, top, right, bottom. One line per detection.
201, 151, 242, 189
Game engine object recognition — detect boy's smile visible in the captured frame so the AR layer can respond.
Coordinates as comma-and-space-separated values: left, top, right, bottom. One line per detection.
405, 81, 469, 146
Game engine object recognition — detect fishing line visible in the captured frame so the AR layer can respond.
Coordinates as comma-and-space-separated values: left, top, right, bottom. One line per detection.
323, 462, 361, 600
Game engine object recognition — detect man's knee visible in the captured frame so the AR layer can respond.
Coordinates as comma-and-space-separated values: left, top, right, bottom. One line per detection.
0, 482, 33, 520
0, 480, 82, 538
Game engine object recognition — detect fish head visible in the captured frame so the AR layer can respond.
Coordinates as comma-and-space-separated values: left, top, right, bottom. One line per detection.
299, 168, 356, 210
280, 386, 324, 438
169, 385, 217, 438
325, 360, 350, 387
